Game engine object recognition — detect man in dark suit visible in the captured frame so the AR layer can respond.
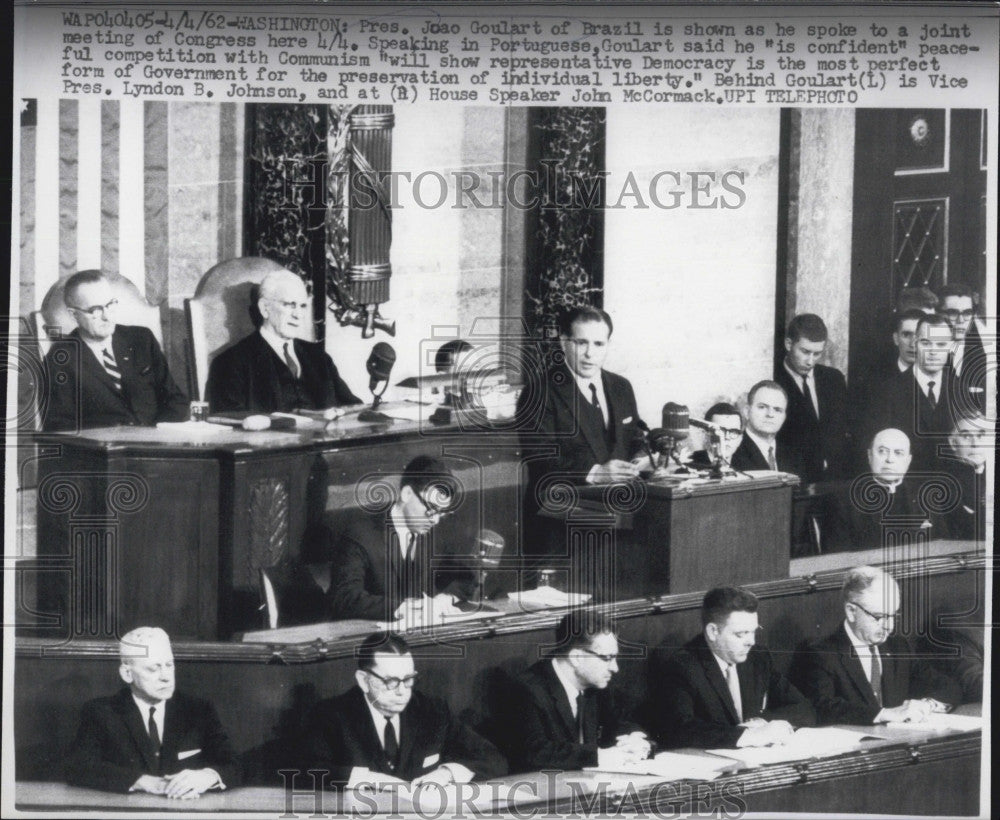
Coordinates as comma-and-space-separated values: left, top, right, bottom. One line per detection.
206, 268, 360, 413
940, 413, 991, 542
306, 632, 505, 787
42, 270, 189, 431
937, 282, 987, 415
64, 627, 239, 797
491, 610, 650, 773
686, 402, 743, 470
729, 380, 799, 474
646, 587, 814, 749
775, 314, 851, 482
791, 566, 961, 725
326, 456, 474, 622
865, 313, 956, 475
517, 307, 644, 559
828, 428, 950, 551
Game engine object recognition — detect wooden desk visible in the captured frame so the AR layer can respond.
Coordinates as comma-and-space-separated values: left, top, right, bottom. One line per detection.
32, 417, 525, 640
14, 724, 982, 816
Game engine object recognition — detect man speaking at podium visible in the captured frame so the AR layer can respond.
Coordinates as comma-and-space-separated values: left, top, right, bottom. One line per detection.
206, 268, 360, 413
517, 306, 644, 560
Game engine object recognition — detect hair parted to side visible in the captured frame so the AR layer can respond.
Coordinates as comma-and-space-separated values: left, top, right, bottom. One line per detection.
786, 313, 828, 343
701, 586, 758, 627
356, 631, 410, 671
840, 565, 892, 605
63, 270, 108, 307
747, 379, 787, 406
552, 608, 614, 655
557, 306, 613, 337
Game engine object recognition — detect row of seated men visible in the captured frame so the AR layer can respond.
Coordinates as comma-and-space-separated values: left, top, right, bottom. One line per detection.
61, 565, 980, 798
38, 271, 990, 554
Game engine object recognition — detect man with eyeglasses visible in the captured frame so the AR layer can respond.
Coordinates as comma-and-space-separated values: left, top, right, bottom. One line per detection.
866, 313, 957, 475
491, 610, 650, 773
646, 586, 814, 749
941, 413, 991, 542
42, 270, 189, 431
326, 455, 476, 621
306, 632, 505, 788
936, 282, 988, 415
206, 268, 360, 413
775, 314, 851, 482
686, 402, 743, 469
792, 566, 960, 725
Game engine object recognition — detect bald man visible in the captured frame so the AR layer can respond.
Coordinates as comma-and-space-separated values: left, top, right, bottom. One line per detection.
829, 428, 950, 550
792, 566, 960, 725
65, 627, 240, 796
206, 269, 360, 413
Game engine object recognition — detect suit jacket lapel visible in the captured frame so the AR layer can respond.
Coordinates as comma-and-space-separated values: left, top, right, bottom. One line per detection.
348, 688, 394, 773
552, 365, 605, 466
398, 701, 420, 774
74, 329, 122, 395
836, 626, 880, 708
695, 640, 739, 724
741, 437, 767, 470
115, 689, 159, 773
540, 661, 578, 739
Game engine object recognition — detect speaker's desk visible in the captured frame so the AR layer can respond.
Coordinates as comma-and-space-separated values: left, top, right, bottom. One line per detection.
32, 414, 525, 641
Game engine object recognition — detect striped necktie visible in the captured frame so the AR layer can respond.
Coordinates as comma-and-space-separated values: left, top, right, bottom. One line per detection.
102, 346, 122, 392
284, 341, 300, 379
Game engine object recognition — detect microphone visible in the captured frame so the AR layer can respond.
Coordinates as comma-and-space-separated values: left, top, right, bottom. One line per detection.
661, 402, 690, 441
689, 417, 721, 433
475, 529, 505, 569
366, 342, 396, 394
474, 529, 505, 602
647, 428, 675, 455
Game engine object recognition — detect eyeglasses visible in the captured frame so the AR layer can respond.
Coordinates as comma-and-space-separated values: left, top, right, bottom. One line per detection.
940, 309, 974, 321
579, 647, 618, 664
718, 427, 742, 440
850, 601, 899, 624
365, 669, 419, 691
69, 298, 118, 317
415, 492, 453, 519
271, 300, 310, 311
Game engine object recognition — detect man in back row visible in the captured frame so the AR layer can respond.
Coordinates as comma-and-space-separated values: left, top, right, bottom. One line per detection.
730, 380, 799, 474
206, 268, 360, 414
42, 271, 189, 431
775, 314, 850, 482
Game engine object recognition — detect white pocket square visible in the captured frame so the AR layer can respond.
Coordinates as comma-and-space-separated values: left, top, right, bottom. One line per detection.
177, 748, 201, 760
422, 753, 440, 769
623, 416, 633, 424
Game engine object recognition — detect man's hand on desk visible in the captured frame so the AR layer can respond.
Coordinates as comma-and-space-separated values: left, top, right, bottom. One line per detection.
876, 698, 950, 724
736, 719, 794, 747
615, 731, 652, 761
163, 769, 222, 799
588, 459, 641, 484
131, 774, 168, 795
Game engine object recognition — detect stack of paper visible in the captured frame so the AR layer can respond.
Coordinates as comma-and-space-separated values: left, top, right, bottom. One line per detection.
586, 751, 729, 781
506, 588, 593, 609
707, 727, 874, 767
884, 713, 982, 732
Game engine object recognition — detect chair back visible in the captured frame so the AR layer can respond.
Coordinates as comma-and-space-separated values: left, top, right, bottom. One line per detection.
35, 271, 163, 356
184, 257, 316, 400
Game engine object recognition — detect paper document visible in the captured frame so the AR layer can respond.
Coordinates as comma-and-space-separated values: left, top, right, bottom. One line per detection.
707, 727, 874, 767
506, 588, 593, 609
884, 713, 982, 732
586, 751, 728, 781
155, 421, 230, 434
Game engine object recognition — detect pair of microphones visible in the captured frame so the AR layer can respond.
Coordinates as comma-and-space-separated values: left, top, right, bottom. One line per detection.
636, 403, 721, 456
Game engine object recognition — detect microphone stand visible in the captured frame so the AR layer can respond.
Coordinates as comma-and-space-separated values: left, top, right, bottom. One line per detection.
357, 379, 392, 422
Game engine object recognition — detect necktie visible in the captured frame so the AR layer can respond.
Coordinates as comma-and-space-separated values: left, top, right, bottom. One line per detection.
870, 648, 883, 707
576, 691, 586, 743
148, 705, 161, 759
927, 380, 937, 409
589, 383, 605, 427
383, 718, 399, 771
284, 342, 300, 379
726, 664, 743, 722
767, 445, 778, 471
102, 347, 122, 392
802, 376, 818, 419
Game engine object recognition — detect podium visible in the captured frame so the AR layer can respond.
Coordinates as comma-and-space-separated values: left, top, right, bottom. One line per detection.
548, 472, 799, 601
